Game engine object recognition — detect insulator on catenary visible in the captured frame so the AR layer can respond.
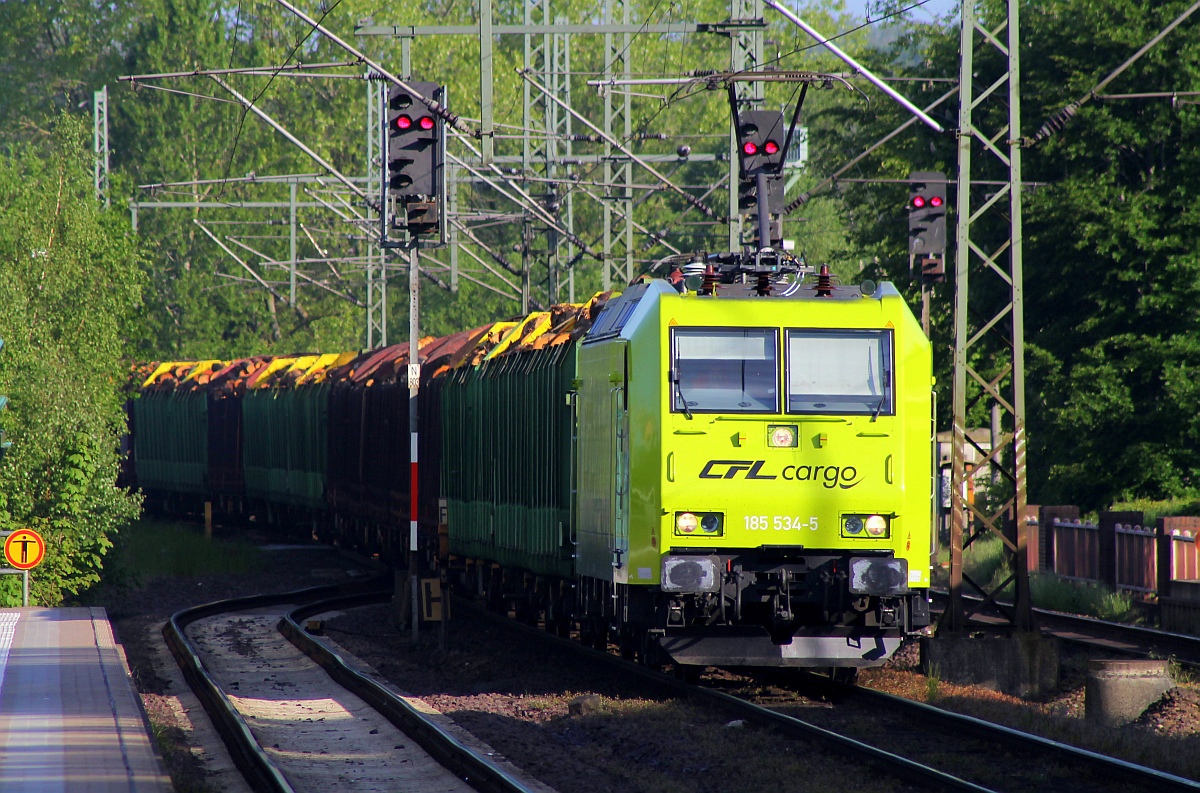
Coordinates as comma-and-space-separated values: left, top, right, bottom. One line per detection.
1031, 102, 1080, 144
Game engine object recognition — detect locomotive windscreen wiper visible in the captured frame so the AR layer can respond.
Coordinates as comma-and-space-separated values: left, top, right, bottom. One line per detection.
871, 396, 886, 422
674, 377, 693, 420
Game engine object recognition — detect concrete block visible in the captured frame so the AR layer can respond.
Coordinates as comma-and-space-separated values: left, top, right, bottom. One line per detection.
568, 694, 603, 716
920, 633, 1060, 699
1085, 659, 1173, 726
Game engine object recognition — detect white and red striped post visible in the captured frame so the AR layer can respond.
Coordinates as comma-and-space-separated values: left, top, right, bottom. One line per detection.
409, 243, 421, 642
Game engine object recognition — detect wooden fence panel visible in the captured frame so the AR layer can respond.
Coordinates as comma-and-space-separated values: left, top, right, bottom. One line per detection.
1114, 523, 1156, 593
1053, 520, 1100, 581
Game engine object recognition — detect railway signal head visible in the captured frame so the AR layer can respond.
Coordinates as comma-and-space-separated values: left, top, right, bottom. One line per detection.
736, 110, 786, 178
908, 171, 947, 263
386, 82, 443, 202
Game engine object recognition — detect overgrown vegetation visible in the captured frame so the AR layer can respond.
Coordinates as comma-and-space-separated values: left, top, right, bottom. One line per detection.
1105, 497, 1200, 526
105, 520, 261, 584
0, 116, 144, 605
963, 535, 1142, 623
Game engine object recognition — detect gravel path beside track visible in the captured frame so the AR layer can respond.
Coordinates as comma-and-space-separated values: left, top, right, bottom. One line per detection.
186, 605, 475, 793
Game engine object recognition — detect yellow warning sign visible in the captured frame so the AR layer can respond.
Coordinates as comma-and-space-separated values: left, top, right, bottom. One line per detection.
4, 528, 45, 570
421, 578, 447, 622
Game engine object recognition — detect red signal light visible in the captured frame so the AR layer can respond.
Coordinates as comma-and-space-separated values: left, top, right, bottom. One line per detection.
764, 140, 779, 155
912, 195, 926, 208
930, 195, 944, 207
419, 116, 435, 131
742, 142, 758, 156
396, 115, 413, 130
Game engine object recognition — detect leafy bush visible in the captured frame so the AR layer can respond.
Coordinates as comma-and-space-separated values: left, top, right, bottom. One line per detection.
1106, 497, 1200, 526
0, 115, 144, 605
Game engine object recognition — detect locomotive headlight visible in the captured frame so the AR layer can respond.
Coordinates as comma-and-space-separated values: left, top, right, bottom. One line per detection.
841, 513, 889, 538
865, 515, 889, 537
849, 557, 909, 596
675, 511, 723, 536
662, 555, 720, 592
768, 424, 798, 448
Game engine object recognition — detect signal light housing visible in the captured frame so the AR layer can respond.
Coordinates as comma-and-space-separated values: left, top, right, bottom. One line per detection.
736, 110, 786, 177
908, 170, 947, 264
386, 80, 444, 213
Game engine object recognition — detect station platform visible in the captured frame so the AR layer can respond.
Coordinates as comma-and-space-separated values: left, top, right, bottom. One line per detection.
0, 608, 171, 792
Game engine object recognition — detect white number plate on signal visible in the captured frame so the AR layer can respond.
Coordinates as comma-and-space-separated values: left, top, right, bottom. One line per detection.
744, 515, 818, 531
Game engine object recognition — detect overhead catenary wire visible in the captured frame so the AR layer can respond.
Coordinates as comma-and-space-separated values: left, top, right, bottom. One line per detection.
763, 0, 945, 134
222, 236, 364, 306
1027, 0, 1200, 145
786, 85, 960, 213
521, 69, 719, 220
269, 0, 471, 136
210, 76, 370, 205
120, 61, 363, 82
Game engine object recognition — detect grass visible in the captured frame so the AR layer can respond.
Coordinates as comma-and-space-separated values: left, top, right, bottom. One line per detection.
107, 519, 262, 584
960, 534, 1143, 623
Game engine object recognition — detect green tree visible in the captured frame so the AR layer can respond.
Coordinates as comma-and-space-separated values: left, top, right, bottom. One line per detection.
0, 115, 144, 605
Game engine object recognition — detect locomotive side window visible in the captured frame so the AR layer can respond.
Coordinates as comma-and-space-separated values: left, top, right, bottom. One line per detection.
786, 329, 893, 415
671, 328, 778, 413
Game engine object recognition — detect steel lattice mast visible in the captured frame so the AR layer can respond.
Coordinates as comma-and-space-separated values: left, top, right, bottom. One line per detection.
946, 0, 1032, 633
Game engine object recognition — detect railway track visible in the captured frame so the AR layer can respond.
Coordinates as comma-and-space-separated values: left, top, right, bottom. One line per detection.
457, 598, 1200, 793
164, 577, 1200, 792
931, 589, 1200, 666
163, 580, 542, 793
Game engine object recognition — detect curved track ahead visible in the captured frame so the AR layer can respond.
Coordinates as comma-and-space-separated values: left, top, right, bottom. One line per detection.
163, 581, 538, 793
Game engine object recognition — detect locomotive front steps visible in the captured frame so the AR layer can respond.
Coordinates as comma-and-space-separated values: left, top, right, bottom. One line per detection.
920, 632, 1060, 699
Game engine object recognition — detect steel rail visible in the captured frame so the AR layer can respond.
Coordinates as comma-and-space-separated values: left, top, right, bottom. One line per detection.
162, 580, 384, 793
931, 588, 1200, 666
462, 597, 1200, 792
165, 579, 537, 793
282, 595, 538, 793
840, 682, 1200, 792
454, 600, 994, 793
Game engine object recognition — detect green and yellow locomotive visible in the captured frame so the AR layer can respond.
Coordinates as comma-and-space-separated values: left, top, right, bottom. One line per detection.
572, 269, 931, 668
